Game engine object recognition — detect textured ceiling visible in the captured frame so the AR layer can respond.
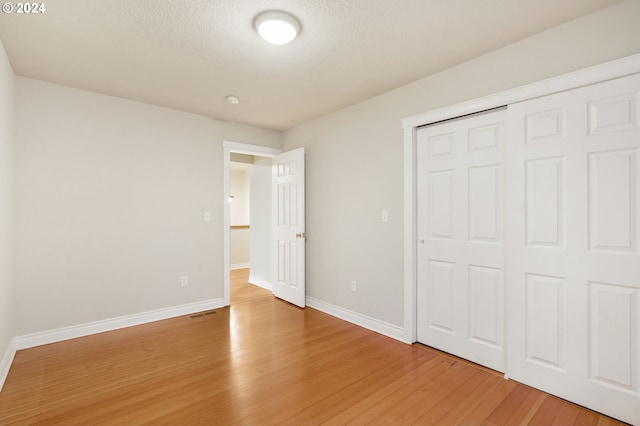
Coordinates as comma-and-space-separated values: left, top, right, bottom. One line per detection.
0, 0, 621, 131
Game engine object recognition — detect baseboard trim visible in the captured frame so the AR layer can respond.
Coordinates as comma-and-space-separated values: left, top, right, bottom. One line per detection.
4, 297, 405, 392
230, 262, 250, 270
248, 275, 272, 291
305, 297, 406, 343
0, 339, 16, 392
14, 298, 224, 351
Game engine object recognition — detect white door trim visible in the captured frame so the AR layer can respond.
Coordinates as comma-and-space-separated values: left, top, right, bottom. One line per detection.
223, 141, 281, 306
401, 53, 640, 344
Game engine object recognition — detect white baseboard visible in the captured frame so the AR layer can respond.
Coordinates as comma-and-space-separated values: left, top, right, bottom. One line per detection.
3, 297, 404, 392
0, 339, 16, 392
248, 275, 272, 291
14, 298, 224, 351
230, 262, 250, 270
305, 297, 406, 343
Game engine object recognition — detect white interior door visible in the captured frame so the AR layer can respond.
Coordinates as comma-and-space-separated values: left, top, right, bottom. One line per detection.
507, 73, 640, 425
417, 109, 506, 372
272, 148, 306, 307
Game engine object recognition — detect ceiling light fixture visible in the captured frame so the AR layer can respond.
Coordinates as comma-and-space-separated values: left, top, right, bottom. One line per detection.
254, 10, 300, 45
226, 95, 240, 104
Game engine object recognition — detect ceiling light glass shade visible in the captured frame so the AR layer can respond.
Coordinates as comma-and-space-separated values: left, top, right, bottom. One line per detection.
254, 11, 300, 45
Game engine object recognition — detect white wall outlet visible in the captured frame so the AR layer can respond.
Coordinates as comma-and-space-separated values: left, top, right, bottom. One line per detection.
204, 212, 211, 222
350, 280, 357, 292
381, 210, 389, 223
181, 276, 188, 287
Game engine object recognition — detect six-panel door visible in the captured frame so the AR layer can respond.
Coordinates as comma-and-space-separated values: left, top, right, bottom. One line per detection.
417, 109, 507, 372
506, 74, 640, 425
272, 148, 306, 308
417, 73, 639, 424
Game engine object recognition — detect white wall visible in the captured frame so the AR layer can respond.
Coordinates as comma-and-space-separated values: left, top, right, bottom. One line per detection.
282, 0, 640, 328
229, 227, 250, 268
0, 41, 15, 380
229, 166, 250, 267
229, 168, 250, 226
249, 156, 272, 287
14, 77, 281, 335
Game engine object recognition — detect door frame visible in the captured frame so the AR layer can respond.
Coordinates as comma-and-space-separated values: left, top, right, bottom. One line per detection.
400, 53, 640, 344
223, 141, 281, 306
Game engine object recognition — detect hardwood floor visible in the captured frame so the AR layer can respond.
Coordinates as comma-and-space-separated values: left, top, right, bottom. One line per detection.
0, 269, 627, 425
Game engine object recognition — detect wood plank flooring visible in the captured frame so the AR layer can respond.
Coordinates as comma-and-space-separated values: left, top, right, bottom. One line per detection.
0, 269, 627, 425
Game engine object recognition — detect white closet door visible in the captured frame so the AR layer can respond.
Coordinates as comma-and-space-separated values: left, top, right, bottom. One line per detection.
507, 73, 640, 425
417, 109, 506, 372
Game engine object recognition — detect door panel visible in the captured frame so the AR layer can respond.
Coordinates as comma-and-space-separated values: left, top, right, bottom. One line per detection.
468, 265, 501, 347
272, 148, 305, 308
525, 273, 565, 370
507, 73, 640, 425
525, 157, 564, 247
588, 148, 636, 251
417, 109, 507, 372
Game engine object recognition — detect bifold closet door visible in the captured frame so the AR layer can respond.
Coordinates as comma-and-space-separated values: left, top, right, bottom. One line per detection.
417, 109, 506, 372
507, 73, 640, 425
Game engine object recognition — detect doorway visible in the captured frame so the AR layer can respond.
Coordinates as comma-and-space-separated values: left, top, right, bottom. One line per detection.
229, 157, 251, 273
223, 141, 281, 306
229, 154, 274, 303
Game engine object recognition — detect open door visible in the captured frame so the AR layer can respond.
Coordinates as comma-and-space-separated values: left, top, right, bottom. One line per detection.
272, 148, 305, 307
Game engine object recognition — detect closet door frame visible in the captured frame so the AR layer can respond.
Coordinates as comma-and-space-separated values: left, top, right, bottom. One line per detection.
401, 53, 640, 345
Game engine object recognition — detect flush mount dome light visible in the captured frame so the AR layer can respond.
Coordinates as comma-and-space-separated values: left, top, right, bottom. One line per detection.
254, 10, 300, 45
